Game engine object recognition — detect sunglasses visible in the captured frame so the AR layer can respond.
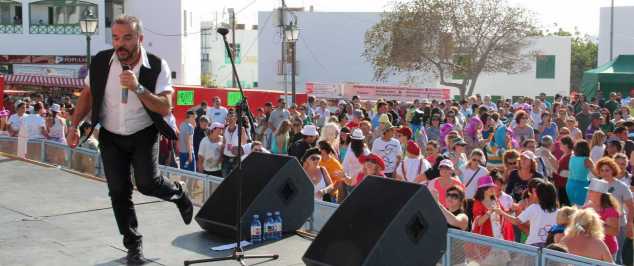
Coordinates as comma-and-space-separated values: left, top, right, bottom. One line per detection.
447, 193, 462, 200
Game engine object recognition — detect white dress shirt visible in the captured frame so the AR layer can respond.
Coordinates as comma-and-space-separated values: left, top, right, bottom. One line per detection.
85, 46, 173, 135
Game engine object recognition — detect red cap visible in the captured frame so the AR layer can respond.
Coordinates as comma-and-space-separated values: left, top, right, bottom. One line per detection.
397, 127, 413, 139
406, 140, 421, 156
359, 153, 386, 170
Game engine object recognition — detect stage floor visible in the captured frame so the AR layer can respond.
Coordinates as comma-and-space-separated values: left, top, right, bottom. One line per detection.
0, 156, 311, 266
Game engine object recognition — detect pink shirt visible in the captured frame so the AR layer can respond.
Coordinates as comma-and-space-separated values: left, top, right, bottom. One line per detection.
598, 207, 619, 255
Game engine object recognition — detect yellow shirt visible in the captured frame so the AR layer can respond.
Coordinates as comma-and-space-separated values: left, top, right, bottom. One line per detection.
319, 156, 344, 183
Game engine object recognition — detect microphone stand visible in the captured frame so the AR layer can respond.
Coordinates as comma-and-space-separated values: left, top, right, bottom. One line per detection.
183, 28, 279, 266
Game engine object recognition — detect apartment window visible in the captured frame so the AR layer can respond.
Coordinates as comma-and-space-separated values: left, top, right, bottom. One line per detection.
105, 0, 124, 28
0, 1, 23, 34
536, 55, 556, 79
201, 53, 210, 62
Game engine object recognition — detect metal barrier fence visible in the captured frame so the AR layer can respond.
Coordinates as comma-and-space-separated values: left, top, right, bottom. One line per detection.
0, 136, 618, 266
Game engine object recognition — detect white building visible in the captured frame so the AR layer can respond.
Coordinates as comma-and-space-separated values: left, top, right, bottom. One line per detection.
598, 6, 634, 66
201, 21, 258, 88
0, 0, 200, 86
258, 11, 571, 98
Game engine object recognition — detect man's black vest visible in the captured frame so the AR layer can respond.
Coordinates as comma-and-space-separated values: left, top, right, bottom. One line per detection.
88, 49, 177, 140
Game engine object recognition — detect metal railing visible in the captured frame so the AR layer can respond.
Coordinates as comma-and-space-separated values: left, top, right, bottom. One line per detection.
0, 136, 618, 266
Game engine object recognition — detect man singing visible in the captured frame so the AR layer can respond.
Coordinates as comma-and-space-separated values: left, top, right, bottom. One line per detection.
67, 15, 193, 264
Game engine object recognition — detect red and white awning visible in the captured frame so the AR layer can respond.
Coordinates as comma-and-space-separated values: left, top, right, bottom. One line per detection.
1, 74, 85, 88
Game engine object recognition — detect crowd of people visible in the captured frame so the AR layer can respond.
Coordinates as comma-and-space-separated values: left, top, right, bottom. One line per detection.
176, 92, 632, 264
0, 95, 100, 150
2, 90, 634, 264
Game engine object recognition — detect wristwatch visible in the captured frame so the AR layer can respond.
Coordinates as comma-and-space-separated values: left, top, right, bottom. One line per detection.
135, 84, 147, 95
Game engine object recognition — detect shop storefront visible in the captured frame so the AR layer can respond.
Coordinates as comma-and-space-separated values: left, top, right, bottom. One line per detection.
0, 54, 86, 98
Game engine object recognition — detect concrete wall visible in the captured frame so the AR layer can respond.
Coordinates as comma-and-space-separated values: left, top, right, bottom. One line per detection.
258, 11, 571, 97
472, 36, 571, 97
599, 6, 634, 65
125, 0, 201, 85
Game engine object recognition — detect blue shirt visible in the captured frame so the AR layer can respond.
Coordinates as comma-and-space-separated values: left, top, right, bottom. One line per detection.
569, 155, 590, 182
371, 114, 381, 128
178, 122, 194, 153
540, 122, 558, 140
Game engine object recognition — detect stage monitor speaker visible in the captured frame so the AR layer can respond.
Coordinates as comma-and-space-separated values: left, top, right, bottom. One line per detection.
195, 152, 314, 239
303, 176, 447, 266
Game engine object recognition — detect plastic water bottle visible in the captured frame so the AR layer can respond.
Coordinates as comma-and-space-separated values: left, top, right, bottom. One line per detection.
264, 212, 274, 241
274, 211, 283, 240
250, 214, 262, 244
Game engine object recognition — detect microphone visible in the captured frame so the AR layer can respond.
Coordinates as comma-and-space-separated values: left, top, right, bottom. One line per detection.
217, 27, 229, 36
121, 64, 130, 104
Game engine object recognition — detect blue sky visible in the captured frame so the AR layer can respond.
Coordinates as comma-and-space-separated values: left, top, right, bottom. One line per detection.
201, 0, 634, 36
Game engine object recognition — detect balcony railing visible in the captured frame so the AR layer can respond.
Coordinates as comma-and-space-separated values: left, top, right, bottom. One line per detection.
0, 24, 23, 34
29, 24, 83, 35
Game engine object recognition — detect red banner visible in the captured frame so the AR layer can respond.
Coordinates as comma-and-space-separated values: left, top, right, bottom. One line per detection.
343, 83, 450, 101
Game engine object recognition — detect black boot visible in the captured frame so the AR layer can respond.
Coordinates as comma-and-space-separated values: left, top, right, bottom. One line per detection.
126, 245, 146, 265
173, 181, 193, 225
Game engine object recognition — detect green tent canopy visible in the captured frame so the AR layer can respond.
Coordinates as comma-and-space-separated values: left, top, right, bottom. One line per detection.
581, 55, 634, 99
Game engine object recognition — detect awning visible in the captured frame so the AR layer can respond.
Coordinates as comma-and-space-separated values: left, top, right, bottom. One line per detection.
1, 74, 85, 88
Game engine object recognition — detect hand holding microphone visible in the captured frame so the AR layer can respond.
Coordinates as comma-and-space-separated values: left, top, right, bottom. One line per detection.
120, 64, 139, 104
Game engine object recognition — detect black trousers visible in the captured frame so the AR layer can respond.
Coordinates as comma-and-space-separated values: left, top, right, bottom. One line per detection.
99, 125, 180, 250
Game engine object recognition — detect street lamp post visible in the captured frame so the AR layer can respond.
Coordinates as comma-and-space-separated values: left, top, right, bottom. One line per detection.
285, 21, 299, 105
79, 14, 98, 67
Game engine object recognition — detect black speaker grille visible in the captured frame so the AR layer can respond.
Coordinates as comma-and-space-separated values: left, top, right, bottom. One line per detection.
406, 211, 428, 244
277, 178, 298, 205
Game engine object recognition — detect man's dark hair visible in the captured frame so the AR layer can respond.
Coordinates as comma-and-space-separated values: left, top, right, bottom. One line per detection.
264, 102, 273, 107
522, 138, 536, 148
186, 110, 195, 117
608, 140, 623, 153
318, 140, 335, 155
615, 126, 628, 135
200, 101, 208, 107
537, 182, 558, 212
560, 136, 574, 150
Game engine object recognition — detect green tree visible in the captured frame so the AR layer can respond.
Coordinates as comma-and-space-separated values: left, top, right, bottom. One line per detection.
551, 28, 597, 91
363, 0, 538, 99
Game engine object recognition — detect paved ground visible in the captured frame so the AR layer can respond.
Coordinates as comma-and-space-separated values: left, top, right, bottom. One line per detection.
0, 156, 310, 266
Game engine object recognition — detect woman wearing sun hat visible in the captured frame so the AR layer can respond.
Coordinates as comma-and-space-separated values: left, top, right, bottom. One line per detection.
342, 128, 370, 180
585, 177, 621, 258
471, 175, 515, 241
428, 159, 464, 208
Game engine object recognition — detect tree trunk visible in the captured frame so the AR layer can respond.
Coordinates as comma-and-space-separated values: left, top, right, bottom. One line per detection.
458, 85, 467, 100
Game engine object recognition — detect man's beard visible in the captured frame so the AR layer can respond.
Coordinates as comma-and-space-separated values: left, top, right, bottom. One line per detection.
116, 45, 138, 62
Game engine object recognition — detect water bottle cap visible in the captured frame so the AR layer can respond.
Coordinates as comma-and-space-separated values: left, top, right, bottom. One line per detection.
267, 212, 272, 215
253, 214, 259, 218
274, 211, 280, 215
